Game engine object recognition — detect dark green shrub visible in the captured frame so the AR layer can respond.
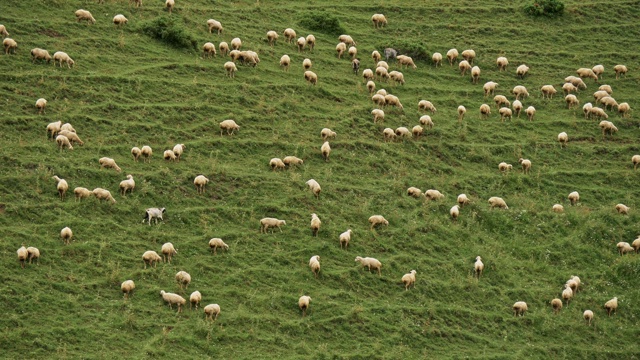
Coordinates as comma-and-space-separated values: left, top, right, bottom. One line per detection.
524, 0, 565, 17
298, 12, 345, 36
140, 16, 198, 51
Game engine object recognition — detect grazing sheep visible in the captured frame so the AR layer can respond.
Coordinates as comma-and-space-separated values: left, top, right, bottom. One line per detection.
206, 19, 223, 34
541, 85, 557, 99
584, 310, 594, 326
568, 191, 580, 206
58, 130, 83, 146
420, 115, 434, 129
131, 147, 141, 162
267, 31, 278, 46
383, 128, 396, 141
615, 204, 630, 215
471, 66, 481, 84
299, 295, 311, 317
488, 197, 508, 209
31, 48, 52, 63
219, 119, 239, 135
566, 279, 578, 295
600, 96, 618, 111
407, 187, 423, 198
304, 70, 318, 85
446, 48, 458, 66
362, 68, 374, 82
565, 76, 588, 89
52, 51, 75, 68
593, 90, 610, 102
519, 158, 531, 174
496, 56, 508, 71
397, 55, 417, 69
474, 256, 484, 278
456, 105, 466, 122
375, 66, 389, 82
121, 280, 135, 299
526, 106, 536, 121
389, 70, 404, 85
632, 155, 640, 170
163, 150, 176, 161
99, 157, 121, 172
339, 229, 352, 250
385, 94, 403, 109
35, 98, 47, 114
401, 270, 417, 290
562, 82, 578, 95
175, 271, 191, 290
204, 304, 221, 321
457, 194, 470, 207
632, 238, 640, 253
614, 65, 627, 79
370, 51, 382, 64
570, 275, 581, 292
143, 207, 165, 225
583, 102, 593, 119
260, 217, 286, 233
294, 37, 305, 52
499, 107, 512, 122
450, 205, 460, 221
339, 35, 357, 46
3, 38, 17, 54
190, 291, 202, 310
591, 107, 609, 120
348, 46, 357, 60
310, 213, 321, 237
617, 102, 630, 117
52, 176, 69, 200
56, 135, 73, 151
142, 251, 161, 269
162, 242, 177, 263
425, 189, 444, 201
599, 120, 618, 138
74, 187, 92, 201
553, 204, 564, 213
432, 52, 442, 67
283, 156, 303, 167
494, 95, 510, 109
617, 242, 634, 256
551, 298, 563, 314
577, 68, 598, 81
160, 290, 186, 313
321, 141, 331, 161
0, 25, 8, 38
26, 247, 39, 265
17, 246, 28, 268
355, 256, 382, 276
512, 85, 529, 100
592, 64, 604, 79
604, 297, 618, 317
512, 100, 523, 118
309, 255, 320, 278
209, 238, 229, 255
301, 58, 312, 71
202, 42, 216, 58
461, 49, 476, 63
499, 162, 513, 173
75, 9, 96, 24
280, 54, 291, 71
459, 60, 471, 76
141, 146, 152, 162
366, 80, 376, 94
113, 14, 128, 27
321, 128, 337, 141
193, 175, 209, 194
93, 188, 116, 204
224, 61, 237, 78
335, 43, 348, 58
283, 28, 296, 43
371, 13, 387, 28
305, 179, 321, 198
562, 284, 573, 305
269, 158, 285, 171
372, 108, 385, 123
516, 64, 529, 79
513, 301, 528, 317
60, 227, 73, 245
480, 104, 491, 120
119, 174, 135, 196
368, 215, 388, 230
230, 37, 242, 51
418, 100, 436, 113
395, 127, 410, 139
218, 42, 229, 57
483, 81, 498, 97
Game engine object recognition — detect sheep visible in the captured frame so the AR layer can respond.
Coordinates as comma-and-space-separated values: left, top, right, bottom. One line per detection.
266, 30, 278, 46
389, 71, 404, 85
488, 197, 508, 209
56, 135, 73, 151
304, 70, 318, 85
310, 213, 321, 237
459, 60, 471, 76
401, 270, 417, 290
483, 81, 498, 97
348, 46, 357, 60
617, 242, 634, 256
304, 179, 322, 200
141, 146, 152, 162
74, 187, 92, 202
168, 145, 184, 162
130, 147, 142, 162
321, 141, 331, 161
383, 128, 396, 141
375, 66, 389, 82
190, 291, 202, 310
58, 130, 83, 146
561, 83, 578, 96
75, 9, 96, 24
204, 304, 221, 321
455, 105, 466, 123
202, 42, 216, 58
371, 13, 387, 28
260, 217, 286, 233
395, 127, 410, 139
592, 64, 605, 80
34, 98, 48, 115
163, 150, 176, 161
383, 48, 397, 61
570, 275, 581, 292
283, 156, 303, 167
339, 229, 352, 250
142, 251, 161, 269
582, 102, 593, 119
302, 58, 312, 71
565, 76, 588, 90
175, 271, 191, 290
566, 279, 578, 295
446, 48, 458, 66
338, 34, 357, 46
461, 49, 476, 63
457, 194, 470, 207
541, 85, 557, 99
385, 94, 403, 110
562, 284, 573, 306
269, 158, 285, 171
377, 61, 389, 70
498, 162, 513, 173
513, 301, 528, 317
499, 107, 512, 122
496, 56, 508, 71
219, 119, 239, 135
516, 64, 529, 79
450, 205, 460, 221
368, 215, 388, 230
557, 132, 569, 148
160, 290, 186, 313
593, 90, 610, 103
577, 68, 598, 81
17, 245, 28, 268
52, 176, 69, 201
3, 38, 16, 54
407, 187, 423, 198
551, 298, 563, 314
432, 52, 442, 67
309, 255, 320, 278
397, 55, 417, 69
617, 102, 630, 117
52, 51, 75, 68
600, 96, 618, 111
599, 120, 618, 138
209, 238, 229, 255
116, 175, 135, 197
362, 69, 375, 83
367, 81, 377, 95
283, 28, 296, 44
299, 295, 311, 317
632, 155, 640, 170
604, 297, 618, 317
205, 19, 222, 35
121, 280, 135, 299
632, 238, 640, 253
321, 128, 337, 141
293, 37, 305, 52
0, 25, 8, 38
471, 66, 481, 84
193, 175, 209, 194
480, 104, 491, 120
280, 54, 291, 71
129, 0, 142, 8
218, 42, 229, 57
143, 207, 165, 225
616, 204, 630, 215
224, 61, 237, 78
425, 189, 444, 201
519, 158, 531, 174
526, 106, 536, 121
93, 188, 116, 204
512, 100, 523, 118
494, 95, 510, 109
474, 256, 484, 278
27, 246, 40, 265
583, 310, 594, 326
31, 48, 52, 63
418, 100, 436, 113
512, 85, 529, 100
112, 14, 128, 27
99, 157, 121, 172
614, 65, 627, 79
590, 107, 608, 120
162, 242, 177, 263
230, 37, 242, 51
355, 256, 382, 276
568, 191, 580, 206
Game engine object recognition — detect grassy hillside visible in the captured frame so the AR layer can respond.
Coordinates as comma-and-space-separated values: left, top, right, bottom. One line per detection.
1, 0, 640, 358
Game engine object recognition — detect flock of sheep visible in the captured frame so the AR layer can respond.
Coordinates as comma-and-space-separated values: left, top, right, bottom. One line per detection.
5, 0, 636, 330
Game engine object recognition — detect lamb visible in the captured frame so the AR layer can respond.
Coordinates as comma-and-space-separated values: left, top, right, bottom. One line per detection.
304, 70, 318, 85
266, 31, 278, 46
457, 105, 466, 122
306, 179, 321, 198
562, 82, 577, 95
31, 48, 52, 63
471, 66, 480, 84
112, 14, 128, 27
397, 55, 417, 69
614, 65, 627, 79
219, 42, 229, 56
224, 61, 237, 78
604, 297, 618, 316
395, 127, 410, 139
302, 58, 312, 70
160, 290, 186, 313
27, 246, 40, 265
162, 242, 177, 263
615, 204, 630, 215
299, 295, 311, 317
99, 157, 122, 172
355, 256, 382, 276
141, 146, 152, 162
260, 217, 286, 233
75, 9, 96, 24
321, 141, 331, 161
592, 64, 604, 79
163, 150, 176, 161
590, 107, 608, 120
459, 60, 471, 76
401, 270, 417, 290
175, 271, 191, 290
407, 187, 423, 198
371, 108, 385, 123
383, 128, 396, 141
119, 175, 135, 196
283, 156, 303, 167
450, 205, 459, 221
368, 215, 388, 230
425, 189, 444, 201
362, 69, 374, 82
599, 120, 618, 138
526, 106, 536, 121
93, 188, 116, 204
446, 48, 458, 66
209, 238, 229, 255
583, 310, 594, 326
512, 100, 523, 118
617, 102, 630, 117
121, 280, 135, 299
483, 81, 498, 97
541, 85, 557, 99
280, 55, 291, 71
480, 104, 491, 120
0, 25, 8, 38
190, 291, 202, 310
219, 119, 239, 135
17, 246, 28, 268
143, 207, 165, 225
389, 71, 404, 85
512, 85, 529, 100
577, 68, 597, 80
58, 130, 83, 146
519, 158, 531, 174
74, 187, 92, 201
3, 38, 17, 54
474, 256, 484, 278
204, 304, 221, 321
562, 283, 573, 305
309, 255, 320, 277
568, 191, 580, 206
202, 42, 216, 58
617, 242, 634, 256
558, 132, 568, 147
632, 155, 640, 170
498, 162, 513, 173
207, 19, 223, 34
193, 175, 209, 194
56, 135, 73, 151
551, 298, 563, 314
513, 301, 528, 317
418, 100, 436, 113
457, 194, 470, 206
339, 229, 352, 249
270, 158, 285, 171
488, 197, 508, 209
310, 213, 321, 236
516, 64, 529, 79
496, 56, 508, 71
52, 176, 69, 201
499, 107, 512, 122
494, 95, 510, 108
432, 52, 442, 67
142, 251, 161, 269
371, 13, 387, 28
230, 37, 242, 50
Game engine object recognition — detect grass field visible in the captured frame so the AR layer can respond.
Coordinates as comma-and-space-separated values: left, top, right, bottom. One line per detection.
1, 0, 640, 358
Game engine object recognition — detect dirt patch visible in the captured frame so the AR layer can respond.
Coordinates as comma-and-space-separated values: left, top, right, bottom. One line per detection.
38, 29, 64, 38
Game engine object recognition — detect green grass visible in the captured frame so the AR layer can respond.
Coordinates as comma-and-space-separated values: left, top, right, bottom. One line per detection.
1, 0, 640, 358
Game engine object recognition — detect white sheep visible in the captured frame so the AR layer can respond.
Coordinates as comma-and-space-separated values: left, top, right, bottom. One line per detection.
499, 107, 512, 122
175, 270, 191, 290
58, 130, 83, 146
119, 174, 135, 196
59, 227, 74, 246
304, 70, 318, 85
614, 65, 628, 79
593, 90, 610, 102
202, 42, 216, 58
25, 247, 39, 265
209, 238, 229, 255
280, 54, 291, 71
483, 81, 498, 97
219, 42, 229, 56
160, 290, 186, 313
368, 215, 388, 230
321, 128, 337, 141
425, 189, 444, 201
366, 80, 376, 94
194, 175, 209, 194
0, 25, 9, 38
395, 127, 410, 139
519, 158, 531, 174
309, 255, 320, 278
348, 46, 357, 59
592, 64, 604, 79
302, 58, 312, 70
230, 37, 242, 50
142, 250, 161, 269
541, 85, 557, 99
74, 187, 92, 201
389, 71, 405, 85
305, 179, 321, 198
52, 176, 69, 201
163, 149, 177, 161
553, 204, 565, 213
450, 205, 460, 221
385, 94, 403, 109
526, 106, 536, 121
113, 14, 128, 27
584, 310, 594, 326
604, 297, 618, 316
131, 147, 141, 162
461, 49, 476, 63
565, 76, 587, 89
143, 207, 165, 225
397, 55, 416, 69
52, 51, 75, 68
474, 256, 484, 278
458, 106, 466, 122
494, 95, 510, 108
190, 291, 202, 310
162, 242, 177, 263
35, 98, 47, 114
31, 48, 52, 64
459, 60, 471, 76
207, 19, 223, 34
418, 100, 436, 113
93, 188, 116, 204
457, 194, 470, 206
219, 119, 239, 135
121, 280, 135, 299
618, 102, 630, 117
260, 217, 286, 233
516, 64, 529, 79
310, 213, 321, 237
432, 52, 442, 67
488, 197, 508, 209
362, 68, 374, 82
296, 37, 306, 52
375, 66, 389, 81
283, 156, 303, 167
568, 191, 580, 206
471, 66, 481, 84
401, 270, 417, 290
599, 120, 618, 138
141, 145, 152, 162
566, 279, 578, 294
283, 28, 296, 43
266, 30, 278, 46
512, 100, 523, 118
99, 157, 121, 172
371, 109, 384, 123
355, 256, 382, 276
224, 61, 237, 78
383, 128, 396, 141
407, 187, 423, 198
339, 35, 357, 46
562, 82, 577, 95
446, 48, 458, 66
512, 85, 529, 100
616, 204, 630, 215
498, 162, 513, 173
56, 135, 73, 151
480, 104, 491, 120
339, 229, 352, 250
562, 283, 573, 305
496, 56, 508, 71
299, 295, 311, 317
204, 304, 221, 321
632, 155, 640, 170
590, 107, 608, 120
599, 96, 618, 111
513, 301, 528, 317
269, 158, 285, 171
577, 68, 597, 80
75, 9, 96, 24
17, 245, 28, 268
371, 13, 387, 28
3, 38, 17, 54
321, 141, 331, 161
632, 237, 640, 253
371, 50, 381, 63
